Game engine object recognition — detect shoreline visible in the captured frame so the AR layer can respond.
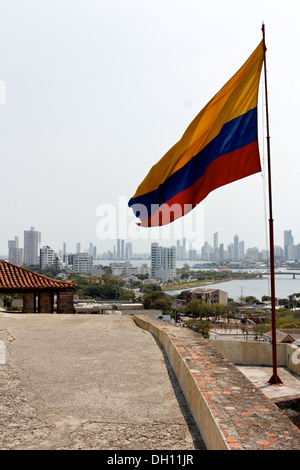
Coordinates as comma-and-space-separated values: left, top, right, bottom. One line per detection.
161, 277, 257, 292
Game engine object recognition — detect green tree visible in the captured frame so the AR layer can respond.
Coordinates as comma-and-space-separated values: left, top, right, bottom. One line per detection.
252, 323, 270, 340
184, 299, 204, 318
143, 291, 173, 312
3, 295, 13, 309
183, 319, 210, 339
243, 296, 260, 304
287, 293, 300, 310
276, 315, 300, 329
119, 290, 135, 301
141, 284, 162, 294
262, 295, 271, 302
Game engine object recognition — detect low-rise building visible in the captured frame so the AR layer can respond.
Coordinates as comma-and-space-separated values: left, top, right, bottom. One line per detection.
183, 288, 228, 305
110, 262, 150, 278
263, 329, 300, 344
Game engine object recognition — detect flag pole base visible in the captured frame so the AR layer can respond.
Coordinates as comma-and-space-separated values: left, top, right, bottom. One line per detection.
267, 374, 284, 386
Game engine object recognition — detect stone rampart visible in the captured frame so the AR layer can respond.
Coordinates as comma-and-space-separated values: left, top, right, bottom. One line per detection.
133, 314, 300, 450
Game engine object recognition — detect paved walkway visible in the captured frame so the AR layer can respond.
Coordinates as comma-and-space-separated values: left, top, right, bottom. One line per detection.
0, 313, 205, 450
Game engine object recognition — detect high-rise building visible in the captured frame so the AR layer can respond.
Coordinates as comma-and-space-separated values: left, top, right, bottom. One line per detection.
73, 253, 93, 275
76, 242, 81, 254
213, 232, 218, 251
8, 236, 23, 266
201, 242, 213, 261
176, 239, 188, 259
219, 243, 224, 262
294, 244, 300, 261
151, 243, 176, 280
284, 230, 294, 260
239, 241, 245, 260
189, 249, 197, 261
233, 235, 239, 261
182, 238, 186, 259
116, 239, 125, 259
40, 246, 56, 270
63, 243, 67, 262
89, 242, 94, 257
246, 247, 259, 261
24, 227, 41, 265
125, 242, 132, 260
227, 243, 234, 261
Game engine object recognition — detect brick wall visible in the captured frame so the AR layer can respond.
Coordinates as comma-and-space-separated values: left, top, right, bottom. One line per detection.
133, 314, 300, 450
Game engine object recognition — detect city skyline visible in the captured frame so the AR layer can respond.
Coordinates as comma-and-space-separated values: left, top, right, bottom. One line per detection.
4, 227, 300, 264
2, 218, 299, 259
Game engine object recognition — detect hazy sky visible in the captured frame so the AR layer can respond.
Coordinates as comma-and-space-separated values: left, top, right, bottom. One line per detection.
1, 0, 300, 256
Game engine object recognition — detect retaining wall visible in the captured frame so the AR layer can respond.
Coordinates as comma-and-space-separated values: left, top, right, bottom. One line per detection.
209, 339, 300, 376
133, 314, 300, 450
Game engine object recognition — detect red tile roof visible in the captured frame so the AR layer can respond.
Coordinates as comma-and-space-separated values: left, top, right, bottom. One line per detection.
0, 260, 77, 292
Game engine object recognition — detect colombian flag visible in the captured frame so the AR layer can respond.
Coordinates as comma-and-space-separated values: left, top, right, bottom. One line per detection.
129, 41, 264, 227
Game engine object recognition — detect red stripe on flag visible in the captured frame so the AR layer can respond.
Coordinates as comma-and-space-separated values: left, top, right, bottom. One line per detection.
139, 141, 261, 227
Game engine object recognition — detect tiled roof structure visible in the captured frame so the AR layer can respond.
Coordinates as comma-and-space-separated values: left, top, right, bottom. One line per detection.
0, 260, 77, 292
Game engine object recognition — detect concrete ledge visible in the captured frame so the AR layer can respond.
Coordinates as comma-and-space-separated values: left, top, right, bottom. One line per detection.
209, 339, 300, 377
209, 339, 287, 367
133, 315, 300, 450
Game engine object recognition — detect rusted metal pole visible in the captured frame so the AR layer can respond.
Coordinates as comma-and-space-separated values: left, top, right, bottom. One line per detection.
262, 23, 283, 385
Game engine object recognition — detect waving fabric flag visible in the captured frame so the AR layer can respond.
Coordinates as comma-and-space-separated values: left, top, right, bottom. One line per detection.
128, 41, 264, 227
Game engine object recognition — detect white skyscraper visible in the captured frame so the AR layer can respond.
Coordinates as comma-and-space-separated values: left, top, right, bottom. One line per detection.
24, 227, 41, 266
151, 243, 176, 281
40, 246, 56, 270
284, 230, 294, 260
8, 236, 23, 266
233, 235, 239, 261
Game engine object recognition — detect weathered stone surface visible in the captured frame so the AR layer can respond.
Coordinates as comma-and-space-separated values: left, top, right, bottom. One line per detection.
0, 314, 205, 450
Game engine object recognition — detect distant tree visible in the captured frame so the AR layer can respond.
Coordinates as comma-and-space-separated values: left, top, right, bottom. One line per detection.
119, 290, 135, 301
180, 271, 190, 279
136, 273, 149, 280
287, 293, 300, 310
276, 315, 300, 329
184, 299, 204, 318
243, 296, 260, 304
152, 298, 172, 311
141, 284, 161, 294
252, 323, 270, 339
2, 295, 12, 309
183, 319, 210, 339
143, 291, 173, 311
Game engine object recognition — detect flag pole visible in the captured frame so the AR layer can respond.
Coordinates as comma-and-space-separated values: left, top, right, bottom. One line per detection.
262, 23, 283, 385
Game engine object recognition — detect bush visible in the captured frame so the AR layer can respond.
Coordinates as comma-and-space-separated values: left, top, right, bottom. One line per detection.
182, 319, 210, 339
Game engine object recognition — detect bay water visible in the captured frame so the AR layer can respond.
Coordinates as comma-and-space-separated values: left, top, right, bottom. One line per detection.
94, 259, 300, 301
